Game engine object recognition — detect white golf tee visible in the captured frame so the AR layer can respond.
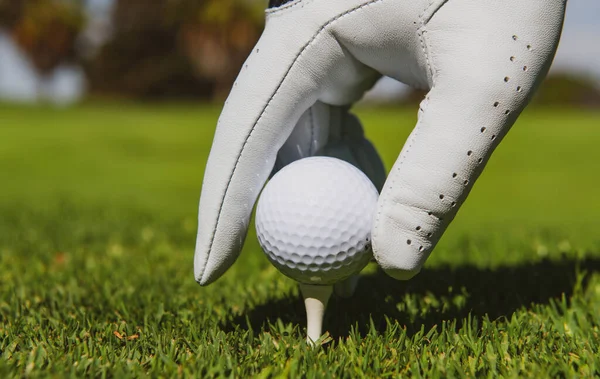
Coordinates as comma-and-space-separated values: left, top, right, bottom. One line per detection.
299, 283, 333, 345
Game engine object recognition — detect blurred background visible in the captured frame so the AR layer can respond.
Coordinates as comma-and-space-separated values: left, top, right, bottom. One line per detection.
0, 0, 598, 106
1, 2, 599, 374
0, 0, 599, 268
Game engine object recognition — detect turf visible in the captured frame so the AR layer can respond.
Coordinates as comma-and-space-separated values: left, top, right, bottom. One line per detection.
0, 103, 599, 377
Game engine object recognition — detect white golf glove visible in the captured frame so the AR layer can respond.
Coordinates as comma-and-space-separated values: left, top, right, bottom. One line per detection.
194, 0, 567, 286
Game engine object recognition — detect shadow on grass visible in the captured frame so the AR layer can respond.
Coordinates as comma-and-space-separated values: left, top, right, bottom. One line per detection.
222, 257, 600, 338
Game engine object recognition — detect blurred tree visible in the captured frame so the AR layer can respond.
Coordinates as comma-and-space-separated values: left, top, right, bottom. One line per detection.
88, 0, 264, 100
531, 74, 600, 108
179, 0, 264, 99
0, 0, 23, 29
87, 0, 197, 99
0, 0, 85, 74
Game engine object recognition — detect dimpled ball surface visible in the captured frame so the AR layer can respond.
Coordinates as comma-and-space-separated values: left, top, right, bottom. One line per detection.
255, 157, 379, 285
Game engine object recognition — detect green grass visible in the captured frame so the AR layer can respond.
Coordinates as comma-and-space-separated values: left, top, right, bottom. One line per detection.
1, 103, 599, 377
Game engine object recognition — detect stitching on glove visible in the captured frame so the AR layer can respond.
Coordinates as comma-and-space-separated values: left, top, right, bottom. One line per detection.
371, 119, 422, 265
371, 0, 451, 268
417, 0, 434, 82
199, 0, 387, 283
419, 0, 449, 24
417, 0, 448, 86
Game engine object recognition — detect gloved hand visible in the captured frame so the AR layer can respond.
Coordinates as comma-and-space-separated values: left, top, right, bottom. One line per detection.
194, 0, 567, 286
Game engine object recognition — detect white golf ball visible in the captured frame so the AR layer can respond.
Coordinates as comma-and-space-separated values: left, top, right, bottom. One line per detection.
255, 156, 379, 285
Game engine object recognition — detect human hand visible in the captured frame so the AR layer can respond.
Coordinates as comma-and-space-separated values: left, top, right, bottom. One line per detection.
194, 0, 567, 286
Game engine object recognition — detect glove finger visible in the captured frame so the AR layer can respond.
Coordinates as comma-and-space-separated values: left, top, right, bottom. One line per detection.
273, 101, 386, 192
195, 37, 319, 285
272, 101, 331, 174
316, 110, 386, 191
372, 0, 566, 280
195, 4, 377, 285
339, 112, 386, 192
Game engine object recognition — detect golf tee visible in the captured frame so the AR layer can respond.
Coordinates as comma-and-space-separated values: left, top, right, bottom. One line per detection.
299, 283, 333, 345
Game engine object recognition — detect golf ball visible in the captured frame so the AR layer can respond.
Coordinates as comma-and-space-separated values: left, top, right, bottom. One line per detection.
255, 156, 379, 285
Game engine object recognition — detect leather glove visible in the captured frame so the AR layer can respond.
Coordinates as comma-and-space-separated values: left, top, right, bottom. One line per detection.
272, 101, 386, 191
194, 0, 567, 286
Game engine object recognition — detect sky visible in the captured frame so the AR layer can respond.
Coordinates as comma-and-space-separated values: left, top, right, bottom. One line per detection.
553, 0, 600, 81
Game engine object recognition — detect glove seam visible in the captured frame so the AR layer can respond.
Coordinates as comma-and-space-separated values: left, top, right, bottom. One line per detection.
418, 0, 434, 84
372, 94, 433, 267
372, 118, 422, 265
199, 0, 386, 284
371, 0, 448, 268
417, 0, 449, 86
